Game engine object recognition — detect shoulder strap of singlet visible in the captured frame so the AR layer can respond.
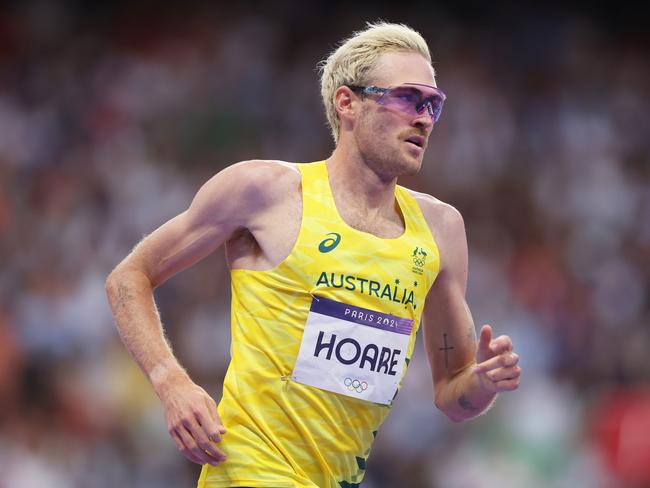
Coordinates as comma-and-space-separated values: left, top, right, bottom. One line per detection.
297, 161, 340, 222
395, 185, 438, 244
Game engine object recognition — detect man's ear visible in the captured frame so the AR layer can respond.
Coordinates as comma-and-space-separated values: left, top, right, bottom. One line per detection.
335, 85, 358, 133
334, 85, 356, 120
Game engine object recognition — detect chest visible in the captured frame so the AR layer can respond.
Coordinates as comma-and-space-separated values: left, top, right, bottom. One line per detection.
334, 204, 405, 239
227, 185, 408, 270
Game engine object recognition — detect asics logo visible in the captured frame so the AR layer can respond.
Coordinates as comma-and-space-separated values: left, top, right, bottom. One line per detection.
318, 233, 341, 253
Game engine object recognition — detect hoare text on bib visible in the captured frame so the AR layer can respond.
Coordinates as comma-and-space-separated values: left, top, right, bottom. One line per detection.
291, 295, 413, 405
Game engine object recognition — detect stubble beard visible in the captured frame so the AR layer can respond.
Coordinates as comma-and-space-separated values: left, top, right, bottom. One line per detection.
356, 115, 423, 181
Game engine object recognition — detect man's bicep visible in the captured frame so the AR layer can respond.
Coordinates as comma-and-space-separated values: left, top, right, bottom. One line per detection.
118, 164, 256, 286
422, 275, 477, 385
129, 210, 234, 287
420, 202, 477, 385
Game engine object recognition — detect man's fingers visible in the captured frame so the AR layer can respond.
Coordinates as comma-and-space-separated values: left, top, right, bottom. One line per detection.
476, 325, 492, 361
173, 427, 208, 465
193, 413, 227, 461
170, 430, 189, 456
478, 325, 492, 349
181, 417, 227, 463
161, 383, 229, 466
202, 397, 227, 437
196, 410, 223, 443
176, 424, 222, 466
176, 425, 210, 465
484, 365, 521, 382
474, 351, 519, 373
494, 378, 520, 391
193, 427, 227, 463
192, 420, 226, 462
489, 335, 513, 355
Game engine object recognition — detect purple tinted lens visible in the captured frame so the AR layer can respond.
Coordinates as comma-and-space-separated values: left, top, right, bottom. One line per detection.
426, 98, 444, 122
383, 87, 444, 121
382, 87, 420, 113
418, 97, 444, 122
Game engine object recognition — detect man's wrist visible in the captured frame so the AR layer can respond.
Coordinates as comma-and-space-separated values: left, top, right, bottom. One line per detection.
463, 370, 497, 411
149, 359, 190, 398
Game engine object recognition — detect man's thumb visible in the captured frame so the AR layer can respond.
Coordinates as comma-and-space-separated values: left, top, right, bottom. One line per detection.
477, 324, 492, 360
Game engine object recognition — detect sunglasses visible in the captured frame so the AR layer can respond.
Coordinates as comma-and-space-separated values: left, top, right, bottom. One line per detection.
348, 83, 446, 123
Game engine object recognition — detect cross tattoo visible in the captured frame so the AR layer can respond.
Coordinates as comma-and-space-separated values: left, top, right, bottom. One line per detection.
439, 333, 455, 369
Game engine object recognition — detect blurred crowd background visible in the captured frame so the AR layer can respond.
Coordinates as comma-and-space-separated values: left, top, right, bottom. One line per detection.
1, 1, 648, 487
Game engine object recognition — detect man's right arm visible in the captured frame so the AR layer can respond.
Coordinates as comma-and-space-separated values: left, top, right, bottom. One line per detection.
105, 160, 284, 466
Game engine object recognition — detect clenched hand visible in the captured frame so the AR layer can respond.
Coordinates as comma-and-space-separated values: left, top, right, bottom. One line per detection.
158, 377, 227, 466
473, 324, 521, 393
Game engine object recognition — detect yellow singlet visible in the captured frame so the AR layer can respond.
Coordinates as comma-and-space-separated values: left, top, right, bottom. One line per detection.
198, 161, 440, 488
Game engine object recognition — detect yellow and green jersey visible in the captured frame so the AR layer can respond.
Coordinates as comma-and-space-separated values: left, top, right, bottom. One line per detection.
198, 160, 440, 487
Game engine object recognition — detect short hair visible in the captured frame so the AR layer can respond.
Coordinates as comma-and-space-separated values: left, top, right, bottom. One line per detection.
318, 21, 433, 144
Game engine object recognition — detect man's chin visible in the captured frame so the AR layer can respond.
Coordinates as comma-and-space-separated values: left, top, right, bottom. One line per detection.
397, 155, 423, 176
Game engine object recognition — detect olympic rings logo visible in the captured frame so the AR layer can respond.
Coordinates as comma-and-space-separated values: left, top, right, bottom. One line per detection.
344, 377, 368, 394
413, 257, 426, 267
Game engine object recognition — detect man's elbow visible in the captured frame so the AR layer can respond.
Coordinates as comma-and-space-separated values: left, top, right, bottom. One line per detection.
105, 262, 154, 304
105, 266, 127, 308
105, 264, 129, 295
444, 410, 469, 423
434, 394, 467, 423
105, 267, 119, 296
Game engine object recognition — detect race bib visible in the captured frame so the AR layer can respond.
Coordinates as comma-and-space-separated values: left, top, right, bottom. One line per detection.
291, 296, 413, 405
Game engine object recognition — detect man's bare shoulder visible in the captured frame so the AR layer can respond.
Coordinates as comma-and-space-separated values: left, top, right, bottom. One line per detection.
403, 187, 465, 235
219, 159, 300, 190
186, 159, 301, 230
403, 188, 468, 276
200, 159, 300, 206
229, 159, 300, 176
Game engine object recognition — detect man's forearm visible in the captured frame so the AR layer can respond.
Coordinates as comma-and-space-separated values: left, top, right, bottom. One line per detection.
106, 267, 190, 396
435, 365, 497, 422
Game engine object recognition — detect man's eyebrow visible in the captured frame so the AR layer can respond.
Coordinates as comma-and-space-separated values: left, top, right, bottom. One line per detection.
403, 82, 438, 89
403, 86, 442, 99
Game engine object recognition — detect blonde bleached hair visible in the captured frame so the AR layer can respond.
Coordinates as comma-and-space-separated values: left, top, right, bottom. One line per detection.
319, 21, 433, 144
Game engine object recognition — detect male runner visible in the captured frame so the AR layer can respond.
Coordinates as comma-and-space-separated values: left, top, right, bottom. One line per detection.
106, 22, 520, 487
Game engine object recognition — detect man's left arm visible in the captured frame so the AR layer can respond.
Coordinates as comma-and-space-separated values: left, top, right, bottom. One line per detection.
420, 202, 520, 422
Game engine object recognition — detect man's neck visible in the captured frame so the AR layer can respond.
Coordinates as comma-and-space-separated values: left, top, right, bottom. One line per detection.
326, 146, 399, 221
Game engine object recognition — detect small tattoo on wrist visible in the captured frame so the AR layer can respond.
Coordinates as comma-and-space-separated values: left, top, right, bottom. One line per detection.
458, 394, 479, 412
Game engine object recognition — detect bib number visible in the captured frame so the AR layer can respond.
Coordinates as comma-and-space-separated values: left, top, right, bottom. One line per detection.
291, 296, 413, 405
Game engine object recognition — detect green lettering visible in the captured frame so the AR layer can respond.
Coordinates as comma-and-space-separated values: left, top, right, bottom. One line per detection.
345, 275, 356, 291
368, 280, 380, 297
316, 271, 329, 287
358, 278, 368, 293
380, 284, 393, 300
331, 273, 344, 288
391, 285, 401, 303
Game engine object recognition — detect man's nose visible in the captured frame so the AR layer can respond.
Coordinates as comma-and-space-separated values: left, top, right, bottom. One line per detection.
413, 111, 434, 132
